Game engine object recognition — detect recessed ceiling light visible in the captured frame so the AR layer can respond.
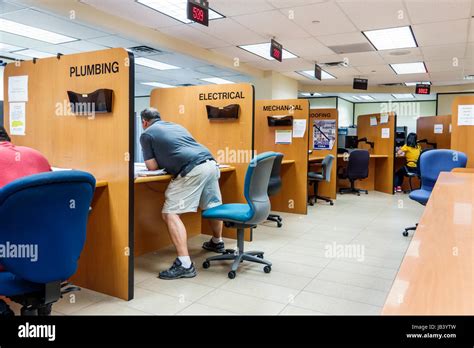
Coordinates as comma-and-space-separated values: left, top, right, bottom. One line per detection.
137, 0, 224, 24
363, 26, 417, 51
298, 70, 336, 80
141, 82, 175, 88
200, 77, 235, 84
135, 57, 180, 70
360, 95, 375, 101
0, 42, 24, 52
0, 18, 76, 44
238, 43, 298, 61
405, 81, 431, 86
14, 49, 56, 59
352, 96, 362, 101
390, 62, 427, 75
392, 93, 415, 99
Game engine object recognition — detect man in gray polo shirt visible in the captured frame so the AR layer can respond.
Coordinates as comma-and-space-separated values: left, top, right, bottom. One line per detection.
140, 108, 226, 280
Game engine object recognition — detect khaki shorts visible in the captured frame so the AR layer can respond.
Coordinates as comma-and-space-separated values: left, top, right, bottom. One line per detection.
162, 160, 223, 214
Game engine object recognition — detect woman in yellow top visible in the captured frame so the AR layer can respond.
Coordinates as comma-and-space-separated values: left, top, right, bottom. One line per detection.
394, 132, 421, 192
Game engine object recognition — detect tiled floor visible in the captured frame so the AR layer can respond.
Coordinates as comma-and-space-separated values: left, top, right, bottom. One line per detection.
11, 192, 424, 315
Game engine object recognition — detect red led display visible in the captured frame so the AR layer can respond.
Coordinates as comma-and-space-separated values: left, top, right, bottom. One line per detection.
270, 39, 283, 62
187, 1, 209, 26
415, 84, 431, 95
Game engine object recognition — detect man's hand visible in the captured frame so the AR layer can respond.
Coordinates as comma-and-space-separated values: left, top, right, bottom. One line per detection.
145, 159, 159, 171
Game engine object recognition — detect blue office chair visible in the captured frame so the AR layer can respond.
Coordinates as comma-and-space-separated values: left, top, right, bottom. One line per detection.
202, 152, 279, 279
0, 171, 95, 315
403, 149, 467, 237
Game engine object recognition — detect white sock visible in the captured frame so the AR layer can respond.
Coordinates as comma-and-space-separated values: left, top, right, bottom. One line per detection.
178, 256, 192, 269
212, 237, 223, 244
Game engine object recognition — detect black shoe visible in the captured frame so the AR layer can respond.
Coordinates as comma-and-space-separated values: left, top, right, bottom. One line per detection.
0, 300, 14, 317
158, 258, 197, 280
202, 238, 225, 253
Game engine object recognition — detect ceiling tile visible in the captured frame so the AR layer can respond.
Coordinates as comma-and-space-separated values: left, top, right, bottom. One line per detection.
60, 40, 107, 52
278, 37, 335, 60
421, 43, 467, 60
379, 47, 423, 63
248, 57, 314, 72
233, 9, 311, 40
343, 51, 386, 67
147, 52, 208, 68
267, 0, 326, 9
316, 31, 368, 46
159, 25, 229, 48
412, 19, 469, 46
337, 0, 410, 31
210, 0, 274, 17
210, 46, 263, 63
357, 64, 396, 75
193, 18, 265, 46
287, 1, 357, 36
425, 59, 466, 72
0, 0, 25, 14
404, 0, 471, 24
88, 35, 142, 48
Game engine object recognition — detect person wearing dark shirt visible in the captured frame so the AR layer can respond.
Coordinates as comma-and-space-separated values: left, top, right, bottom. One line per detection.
139, 108, 224, 280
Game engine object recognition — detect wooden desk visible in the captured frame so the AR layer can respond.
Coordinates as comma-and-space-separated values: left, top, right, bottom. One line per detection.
95, 180, 108, 188
282, 159, 295, 165
134, 166, 236, 256
383, 172, 474, 315
452, 168, 474, 174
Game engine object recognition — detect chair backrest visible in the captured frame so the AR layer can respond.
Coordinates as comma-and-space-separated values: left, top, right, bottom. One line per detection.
0, 171, 96, 284
347, 149, 370, 180
321, 154, 335, 182
244, 152, 278, 225
267, 153, 284, 196
419, 149, 467, 192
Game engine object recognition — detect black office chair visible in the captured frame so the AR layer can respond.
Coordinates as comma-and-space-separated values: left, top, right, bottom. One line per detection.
338, 149, 370, 196
308, 154, 335, 206
266, 153, 284, 228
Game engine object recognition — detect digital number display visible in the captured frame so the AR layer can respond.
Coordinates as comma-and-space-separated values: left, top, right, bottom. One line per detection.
415, 84, 431, 95
187, 0, 209, 26
270, 39, 283, 62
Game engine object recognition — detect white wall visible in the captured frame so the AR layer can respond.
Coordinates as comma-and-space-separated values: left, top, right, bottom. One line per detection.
308, 97, 337, 109
337, 98, 354, 127
437, 93, 474, 115
354, 101, 437, 134
254, 71, 298, 100
0, 66, 4, 101
134, 96, 150, 163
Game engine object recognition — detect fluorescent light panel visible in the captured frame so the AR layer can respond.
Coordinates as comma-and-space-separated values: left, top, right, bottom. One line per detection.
352, 96, 362, 101
363, 26, 417, 51
239, 43, 297, 60
299, 70, 336, 80
300, 92, 322, 97
137, 0, 223, 24
135, 57, 180, 70
141, 82, 175, 88
200, 77, 235, 84
15, 49, 56, 59
392, 93, 414, 99
405, 81, 431, 86
390, 62, 427, 74
360, 95, 375, 101
0, 42, 24, 52
0, 18, 76, 44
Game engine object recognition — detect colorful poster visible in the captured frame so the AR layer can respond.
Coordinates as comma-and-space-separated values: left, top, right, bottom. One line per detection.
313, 119, 336, 150
9, 102, 26, 136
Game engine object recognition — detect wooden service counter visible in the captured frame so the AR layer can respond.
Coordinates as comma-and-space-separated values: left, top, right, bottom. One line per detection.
133, 166, 236, 256
383, 172, 474, 315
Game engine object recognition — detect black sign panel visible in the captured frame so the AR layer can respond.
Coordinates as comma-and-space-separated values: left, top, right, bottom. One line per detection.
353, 78, 368, 90
415, 84, 431, 95
270, 39, 283, 62
315, 64, 322, 81
187, 0, 209, 26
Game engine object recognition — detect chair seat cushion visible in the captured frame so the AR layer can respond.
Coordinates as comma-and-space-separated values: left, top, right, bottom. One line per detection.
308, 172, 324, 180
0, 272, 42, 297
409, 189, 431, 205
202, 203, 253, 223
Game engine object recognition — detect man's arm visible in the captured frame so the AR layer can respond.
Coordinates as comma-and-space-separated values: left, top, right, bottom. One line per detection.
140, 133, 159, 171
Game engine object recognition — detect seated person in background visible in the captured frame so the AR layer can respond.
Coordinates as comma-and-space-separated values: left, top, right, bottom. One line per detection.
140, 108, 224, 280
394, 132, 421, 193
0, 126, 51, 272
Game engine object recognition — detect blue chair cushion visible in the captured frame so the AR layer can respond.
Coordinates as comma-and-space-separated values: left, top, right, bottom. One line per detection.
0, 272, 42, 297
202, 203, 253, 223
409, 189, 431, 205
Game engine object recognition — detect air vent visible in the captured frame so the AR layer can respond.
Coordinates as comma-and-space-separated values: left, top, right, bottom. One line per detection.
127, 46, 164, 56
327, 43, 375, 54
379, 83, 405, 86
319, 61, 349, 68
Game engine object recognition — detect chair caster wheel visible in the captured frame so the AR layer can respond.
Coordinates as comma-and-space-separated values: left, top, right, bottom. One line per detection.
403, 231, 409, 237
277, 222, 282, 228
365, 192, 368, 195
228, 271, 236, 279
330, 202, 334, 206
277, 217, 282, 222
203, 261, 210, 269
257, 254, 264, 259
357, 193, 360, 196
264, 266, 271, 274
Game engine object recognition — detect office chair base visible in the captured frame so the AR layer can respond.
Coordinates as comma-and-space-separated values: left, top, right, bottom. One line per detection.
203, 227, 272, 279
339, 187, 368, 196
267, 214, 283, 228
403, 224, 418, 237
308, 195, 334, 206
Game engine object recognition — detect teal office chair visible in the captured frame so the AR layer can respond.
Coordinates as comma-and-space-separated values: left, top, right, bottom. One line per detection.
202, 152, 279, 279
308, 154, 335, 206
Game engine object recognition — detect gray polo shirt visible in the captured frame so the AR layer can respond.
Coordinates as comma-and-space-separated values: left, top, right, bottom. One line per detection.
140, 119, 214, 177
